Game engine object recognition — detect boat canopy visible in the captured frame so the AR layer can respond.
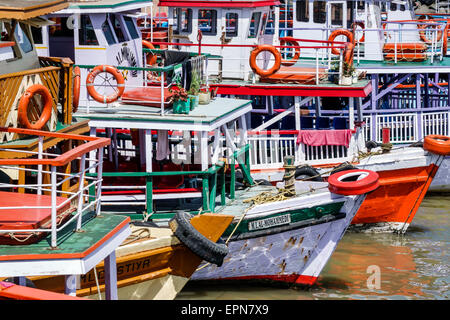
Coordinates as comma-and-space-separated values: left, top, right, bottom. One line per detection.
0, 0, 68, 20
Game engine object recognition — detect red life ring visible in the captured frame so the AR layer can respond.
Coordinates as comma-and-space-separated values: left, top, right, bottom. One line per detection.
353, 22, 365, 43
249, 45, 282, 77
443, 23, 449, 56
17, 84, 53, 130
328, 169, 379, 196
328, 29, 354, 55
86, 65, 125, 104
423, 134, 450, 156
142, 40, 157, 66
280, 37, 300, 66
72, 66, 81, 113
418, 21, 443, 44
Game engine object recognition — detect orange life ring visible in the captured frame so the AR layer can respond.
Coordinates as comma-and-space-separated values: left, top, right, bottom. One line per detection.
353, 22, 365, 43
17, 84, 53, 130
72, 66, 81, 113
443, 23, 449, 56
344, 42, 354, 64
423, 135, 450, 156
86, 65, 125, 104
418, 22, 443, 44
249, 45, 282, 77
142, 40, 158, 66
328, 169, 380, 196
328, 29, 354, 55
280, 37, 300, 66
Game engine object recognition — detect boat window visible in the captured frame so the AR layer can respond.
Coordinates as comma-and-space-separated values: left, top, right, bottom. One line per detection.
296, 0, 309, 22
198, 9, 217, 35
357, 1, 365, 10
110, 14, 128, 42
330, 3, 344, 26
381, 2, 386, 12
124, 16, 140, 39
347, 1, 354, 28
225, 12, 239, 37
390, 3, 397, 11
180, 9, 192, 33
260, 13, 268, 35
31, 26, 43, 44
265, 10, 276, 35
172, 8, 179, 34
313, 1, 326, 24
102, 17, 117, 45
248, 12, 261, 38
79, 15, 99, 45
399, 4, 405, 11
14, 23, 33, 53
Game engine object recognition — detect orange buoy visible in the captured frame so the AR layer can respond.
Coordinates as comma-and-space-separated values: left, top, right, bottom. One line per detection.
17, 84, 53, 130
249, 45, 282, 77
353, 22, 365, 43
280, 37, 300, 66
328, 169, 380, 196
423, 135, 450, 156
382, 42, 428, 53
142, 40, 158, 66
86, 65, 125, 104
418, 21, 443, 44
328, 29, 354, 55
72, 66, 81, 113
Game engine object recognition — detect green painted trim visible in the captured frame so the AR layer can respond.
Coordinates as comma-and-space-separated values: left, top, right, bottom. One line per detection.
74, 64, 174, 73
69, 0, 152, 9
222, 202, 345, 237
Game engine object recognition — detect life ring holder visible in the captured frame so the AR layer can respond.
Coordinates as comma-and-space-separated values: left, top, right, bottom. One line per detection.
423, 134, 450, 156
249, 44, 282, 77
280, 37, 300, 66
72, 66, 81, 113
142, 40, 158, 66
17, 84, 53, 130
169, 211, 229, 266
328, 29, 354, 56
86, 65, 125, 104
328, 169, 379, 195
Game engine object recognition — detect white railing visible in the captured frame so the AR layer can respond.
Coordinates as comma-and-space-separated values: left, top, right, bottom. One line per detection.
374, 113, 418, 143
0, 129, 108, 248
422, 111, 450, 136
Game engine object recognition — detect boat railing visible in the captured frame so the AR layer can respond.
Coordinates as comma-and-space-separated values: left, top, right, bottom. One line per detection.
0, 127, 110, 248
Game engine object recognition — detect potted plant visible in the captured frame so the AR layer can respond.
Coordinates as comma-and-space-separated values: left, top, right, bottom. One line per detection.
341, 61, 355, 86
188, 71, 201, 110
169, 85, 190, 114
198, 85, 211, 105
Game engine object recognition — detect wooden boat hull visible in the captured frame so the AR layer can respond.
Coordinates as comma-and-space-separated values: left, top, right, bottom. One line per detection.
23, 213, 233, 300
191, 190, 366, 285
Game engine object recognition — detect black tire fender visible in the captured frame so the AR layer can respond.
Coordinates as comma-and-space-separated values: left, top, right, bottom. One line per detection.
169, 211, 229, 267
330, 162, 356, 174
295, 165, 322, 181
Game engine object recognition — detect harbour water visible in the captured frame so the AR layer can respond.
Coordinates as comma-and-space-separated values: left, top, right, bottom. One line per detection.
177, 195, 449, 300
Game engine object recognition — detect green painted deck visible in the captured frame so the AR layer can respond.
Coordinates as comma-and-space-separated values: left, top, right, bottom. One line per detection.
75, 97, 252, 125
214, 78, 371, 89
0, 211, 129, 260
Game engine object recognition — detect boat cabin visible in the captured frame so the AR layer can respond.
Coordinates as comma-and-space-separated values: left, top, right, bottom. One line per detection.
160, 0, 281, 80
33, 0, 151, 107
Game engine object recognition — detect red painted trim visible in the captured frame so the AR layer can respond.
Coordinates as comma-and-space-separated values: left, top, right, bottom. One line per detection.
223, 274, 318, 285
0, 42, 14, 49
159, 0, 280, 8
209, 82, 372, 98
0, 282, 87, 300
0, 217, 130, 262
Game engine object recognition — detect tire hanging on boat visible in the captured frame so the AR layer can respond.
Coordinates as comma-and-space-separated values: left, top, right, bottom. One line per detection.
330, 162, 356, 174
294, 165, 322, 181
328, 169, 380, 195
249, 44, 282, 77
169, 211, 229, 266
423, 134, 450, 156
86, 65, 125, 104
17, 84, 53, 130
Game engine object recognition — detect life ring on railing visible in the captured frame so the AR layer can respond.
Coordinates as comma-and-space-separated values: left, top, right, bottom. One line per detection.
72, 66, 81, 113
418, 21, 443, 44
423, 134, 450, 156
352, 22, 365, 43
328, 169, 379, 195
249, 44, 282, 77
142, 40, 158, 66
17, 84, 53, 130
169, 211, 229, 266
328, 29, 354, 55
280, 37, 300, 66
344, 42, 354, 64
86, 65, 125, 104
443, 23, 449, 56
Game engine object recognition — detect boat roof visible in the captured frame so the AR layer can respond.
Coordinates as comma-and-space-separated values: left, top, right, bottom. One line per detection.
159, 0, 280, 8
56, 0, 152, 14
0, 0, 68, 19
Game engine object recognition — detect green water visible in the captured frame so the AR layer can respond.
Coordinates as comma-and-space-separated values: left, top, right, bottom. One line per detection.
176, 195, 449, 300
